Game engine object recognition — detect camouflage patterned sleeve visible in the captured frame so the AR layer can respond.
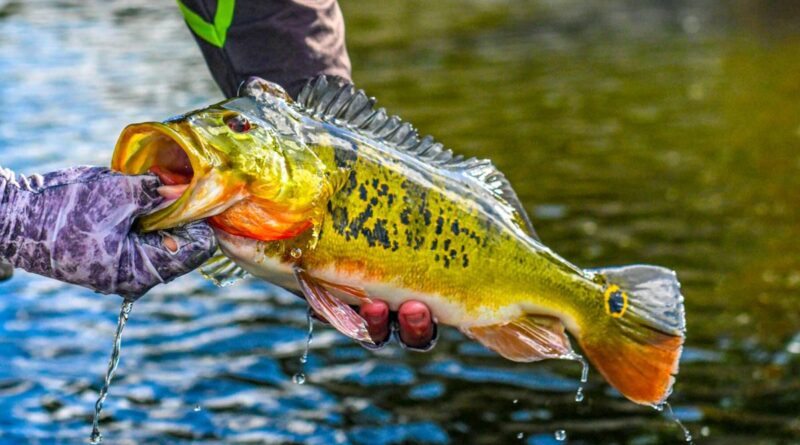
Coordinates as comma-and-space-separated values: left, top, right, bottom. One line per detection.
0, 166, 217, 299
178, 0, 352, 99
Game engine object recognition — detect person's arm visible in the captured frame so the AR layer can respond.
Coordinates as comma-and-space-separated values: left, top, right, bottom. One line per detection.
177, 0, 351, 99
177, 0, 438, 350
0, 166, 216, 300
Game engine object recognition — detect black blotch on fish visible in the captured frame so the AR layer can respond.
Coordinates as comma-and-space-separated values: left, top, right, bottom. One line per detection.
378, 184, 389, 196
443, 239, 451, 251
430, 239, 438, 250
462, 254, 469, 268
435, 217, 444, 235
332, 143, 359, 168
370, 197, 379, 206
343, 171, 358, 194
359, 184, 368, 201
348, 204, 374, 238
451, 220, 460, 235
363, 218, 391, 249
400, 209, 411, 225
422, 209, 432, 226
413, 235, 425, 250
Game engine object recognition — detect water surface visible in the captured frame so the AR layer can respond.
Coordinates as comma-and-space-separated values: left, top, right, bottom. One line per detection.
0, 0, 798, 443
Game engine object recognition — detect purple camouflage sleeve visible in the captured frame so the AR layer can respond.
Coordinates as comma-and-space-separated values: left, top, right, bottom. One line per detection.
0, 166, 217, 299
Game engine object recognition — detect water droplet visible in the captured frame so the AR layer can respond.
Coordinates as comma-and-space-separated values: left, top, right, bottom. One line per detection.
565, 352, 589, 404
89, 431, 102, 444
297, 308, 314, 366
512, 399, 519, 404
193, 405, 202, 412
554, 429, 567, 441
659, 402, 694, 445
290, 248, 303, 259
293, 372, 306, 385
90, 301, 133, 444
516, 432, 524, 439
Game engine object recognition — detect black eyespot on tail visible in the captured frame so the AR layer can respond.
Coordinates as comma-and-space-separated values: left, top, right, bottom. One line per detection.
604, 285, 628, 318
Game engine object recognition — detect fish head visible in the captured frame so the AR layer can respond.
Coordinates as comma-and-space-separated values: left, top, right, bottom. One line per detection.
112, 78, 328, 239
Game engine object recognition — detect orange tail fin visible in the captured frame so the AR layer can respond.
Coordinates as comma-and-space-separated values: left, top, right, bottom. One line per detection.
578, 265, 686, 405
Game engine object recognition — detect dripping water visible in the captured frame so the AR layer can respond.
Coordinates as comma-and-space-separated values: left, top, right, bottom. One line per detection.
293, 307, 314, 385
89, 300, 133, 444
564, 352, 589, 403
554, 429, 567, 441
657, 402, 694, 443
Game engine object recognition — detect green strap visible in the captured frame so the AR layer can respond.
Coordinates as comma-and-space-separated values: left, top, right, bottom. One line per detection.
176, 0, 235, 48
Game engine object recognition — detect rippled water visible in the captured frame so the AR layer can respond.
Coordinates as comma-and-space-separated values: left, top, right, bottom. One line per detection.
1, 0, 799, 443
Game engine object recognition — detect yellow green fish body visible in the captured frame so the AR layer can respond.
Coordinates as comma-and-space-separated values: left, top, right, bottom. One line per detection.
112, 76, 686, 406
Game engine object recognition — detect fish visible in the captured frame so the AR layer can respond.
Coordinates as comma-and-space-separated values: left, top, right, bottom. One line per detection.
111, 76, 686, 406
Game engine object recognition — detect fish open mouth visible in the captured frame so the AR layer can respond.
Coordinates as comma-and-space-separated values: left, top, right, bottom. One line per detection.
112, 122, 203, 230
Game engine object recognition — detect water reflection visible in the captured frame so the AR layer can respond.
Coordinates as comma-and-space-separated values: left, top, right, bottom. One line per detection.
0, 0, 798, 443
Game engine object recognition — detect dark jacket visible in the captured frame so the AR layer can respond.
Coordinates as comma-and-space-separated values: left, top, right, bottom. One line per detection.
178, 0, 351, 99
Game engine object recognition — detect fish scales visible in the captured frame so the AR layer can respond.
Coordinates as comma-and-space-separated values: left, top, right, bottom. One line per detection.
111, 76, 686, 406
304, 127, 587, 327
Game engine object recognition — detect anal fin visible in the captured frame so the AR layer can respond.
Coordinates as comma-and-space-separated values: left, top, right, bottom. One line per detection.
200, 253, 250, 287
463, 314, 573, 362
293, 268, 373, 344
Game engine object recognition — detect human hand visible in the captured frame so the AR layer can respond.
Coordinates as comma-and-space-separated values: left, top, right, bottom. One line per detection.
0, 166, 217, 299
309, 298, 438, 351
360, 300, 438, 351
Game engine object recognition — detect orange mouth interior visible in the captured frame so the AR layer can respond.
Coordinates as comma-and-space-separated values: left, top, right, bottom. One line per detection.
146, 140, 194, 197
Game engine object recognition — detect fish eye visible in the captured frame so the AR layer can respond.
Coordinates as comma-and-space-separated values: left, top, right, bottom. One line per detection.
224, 114, 251, 133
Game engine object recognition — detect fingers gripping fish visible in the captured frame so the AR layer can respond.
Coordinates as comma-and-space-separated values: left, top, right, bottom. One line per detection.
111, 76, 686, 406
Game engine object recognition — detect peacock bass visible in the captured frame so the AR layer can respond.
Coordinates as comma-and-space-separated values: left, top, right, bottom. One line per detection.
111, 76, 686, 405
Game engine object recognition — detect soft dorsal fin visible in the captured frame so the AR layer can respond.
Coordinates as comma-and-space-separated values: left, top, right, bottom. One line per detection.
296, 75, 539, 240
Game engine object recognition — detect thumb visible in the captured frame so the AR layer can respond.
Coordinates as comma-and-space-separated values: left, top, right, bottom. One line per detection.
135, 220, 218, 275
159, 221, 218, 268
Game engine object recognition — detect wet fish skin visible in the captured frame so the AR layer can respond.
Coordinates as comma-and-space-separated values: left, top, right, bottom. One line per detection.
112, 77, 685, 406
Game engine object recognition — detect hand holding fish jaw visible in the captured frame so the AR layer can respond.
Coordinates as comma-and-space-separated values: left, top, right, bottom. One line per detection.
0, 166, 217, 299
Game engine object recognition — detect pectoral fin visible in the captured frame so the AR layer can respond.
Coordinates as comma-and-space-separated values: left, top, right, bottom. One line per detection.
200, 252, 250, 287
463, 314, 573, 362
314, 277, 372, 305
293, 268, 374, 344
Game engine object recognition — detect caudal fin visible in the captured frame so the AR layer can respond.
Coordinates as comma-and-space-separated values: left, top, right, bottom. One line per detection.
578, 265, 686, 405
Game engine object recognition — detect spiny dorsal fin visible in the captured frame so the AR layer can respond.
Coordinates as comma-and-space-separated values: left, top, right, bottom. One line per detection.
296, 75, 539, 240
